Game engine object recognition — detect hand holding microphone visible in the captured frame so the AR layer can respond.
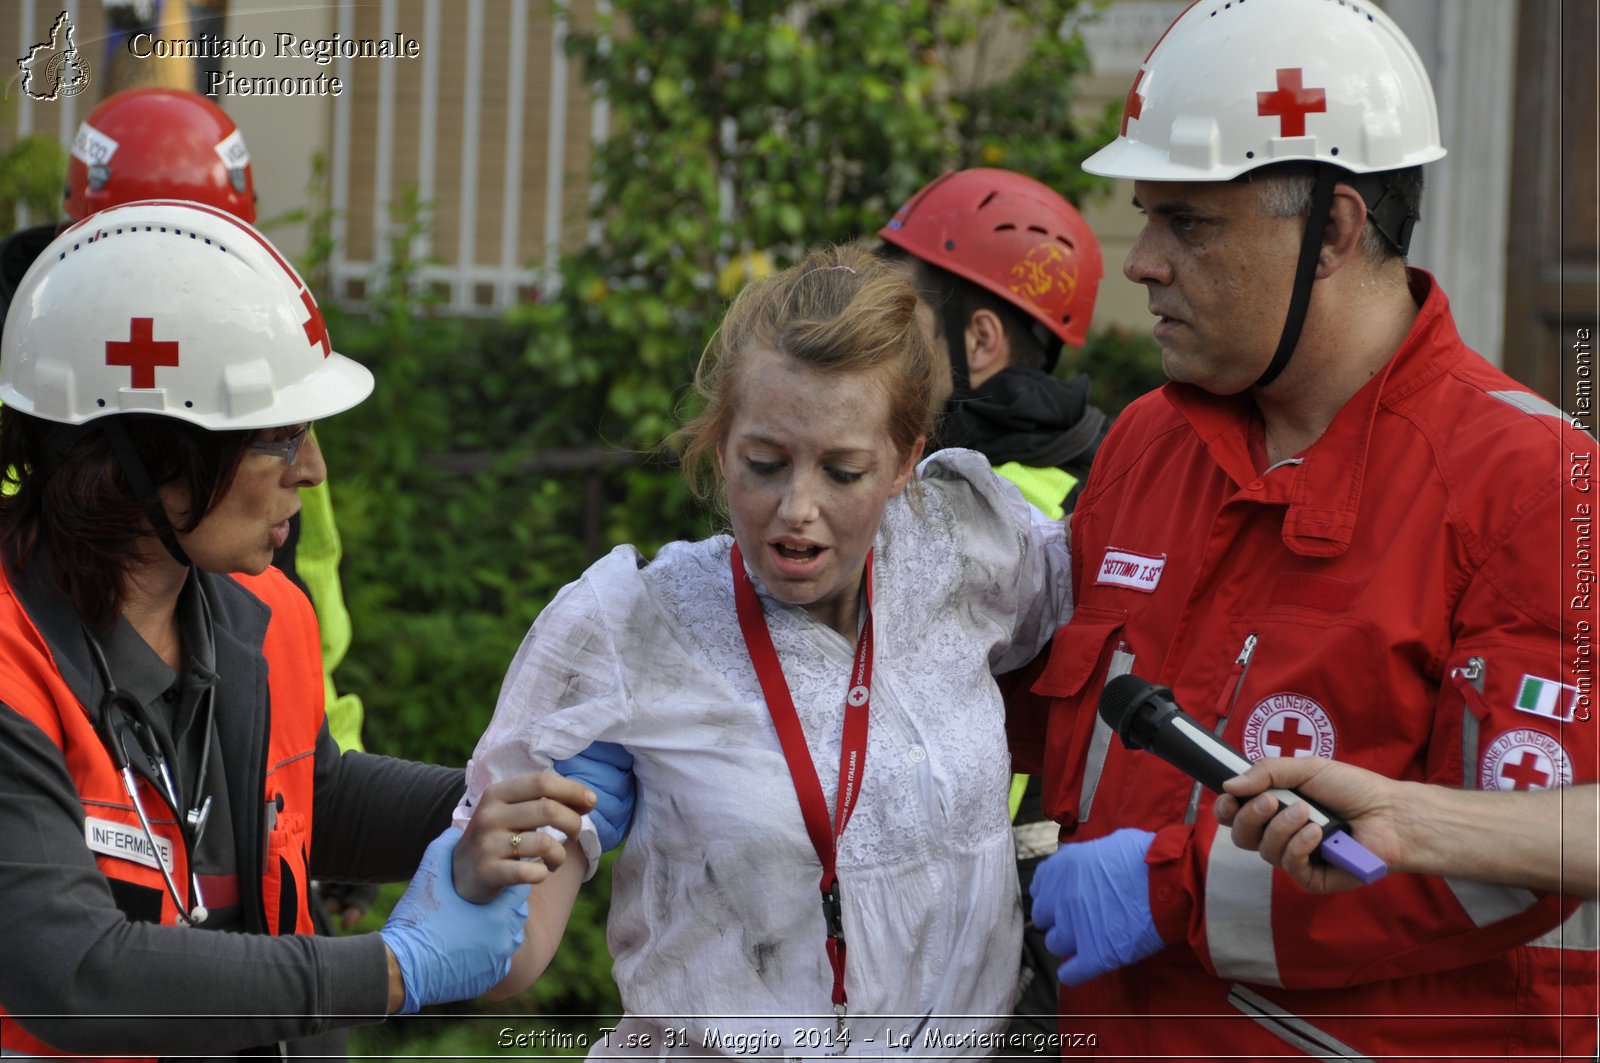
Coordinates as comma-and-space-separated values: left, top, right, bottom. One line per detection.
1029, 675, 1389, 990
1216, 758, 1406, 893
1098, 674, 1388, 885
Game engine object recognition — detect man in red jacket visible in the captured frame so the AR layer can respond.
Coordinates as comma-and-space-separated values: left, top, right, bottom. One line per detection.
1009, 1, 1598, 1059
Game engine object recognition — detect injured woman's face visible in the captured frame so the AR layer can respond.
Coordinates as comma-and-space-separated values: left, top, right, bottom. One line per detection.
718, 345, 920, 640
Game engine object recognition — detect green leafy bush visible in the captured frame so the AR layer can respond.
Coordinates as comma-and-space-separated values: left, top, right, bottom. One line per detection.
1073, 325, 1168, 419
540, 0, 1119, 452
0, 133, 66, 236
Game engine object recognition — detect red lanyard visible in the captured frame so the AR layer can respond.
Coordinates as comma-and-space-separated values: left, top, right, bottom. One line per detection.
730, 543, 873, 1020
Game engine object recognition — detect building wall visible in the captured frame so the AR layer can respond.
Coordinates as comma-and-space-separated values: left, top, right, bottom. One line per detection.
1386, 0, 1516, 366
320, 0, 598, 310
3, 0, 599, 316
1070, 1, 1193, 343
226, 1, 335, 253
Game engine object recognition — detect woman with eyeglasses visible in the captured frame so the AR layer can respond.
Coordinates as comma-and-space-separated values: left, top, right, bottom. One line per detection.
0, 201, 595, 1061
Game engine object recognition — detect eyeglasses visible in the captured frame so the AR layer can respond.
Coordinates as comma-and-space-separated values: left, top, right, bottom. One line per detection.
248, 422, 314, 465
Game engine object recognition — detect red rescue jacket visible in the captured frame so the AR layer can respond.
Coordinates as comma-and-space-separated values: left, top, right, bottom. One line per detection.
1009, 273, 1598, 1060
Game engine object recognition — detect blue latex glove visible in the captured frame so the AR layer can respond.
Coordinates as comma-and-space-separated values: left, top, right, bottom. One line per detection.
378, 826, 530, 1014
554, 741, 635, 852
1029, 828, 1165, 986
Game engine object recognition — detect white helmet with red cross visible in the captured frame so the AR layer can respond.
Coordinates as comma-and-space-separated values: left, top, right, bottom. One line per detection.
1084, 0, 1446, 182
0, 199, 371, 429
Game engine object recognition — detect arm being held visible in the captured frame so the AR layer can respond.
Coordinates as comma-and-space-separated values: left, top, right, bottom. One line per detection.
488, 834, 590, 999
451, 771, 594, 904
449, 771, 597, 999
382, 772, 594, 1015
449, 560, 643, 998
378, 826, 528, 1015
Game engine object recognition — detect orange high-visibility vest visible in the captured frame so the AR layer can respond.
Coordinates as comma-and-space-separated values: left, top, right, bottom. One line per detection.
0, 567, 324, 1060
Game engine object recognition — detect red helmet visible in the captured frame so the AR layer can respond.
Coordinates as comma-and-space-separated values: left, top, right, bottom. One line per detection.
879, 168, 1101, 349
64, 87, 256, 223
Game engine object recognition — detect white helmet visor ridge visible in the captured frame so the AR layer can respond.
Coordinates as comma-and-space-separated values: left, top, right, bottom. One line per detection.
0, 200, 373, 429
1084, 0, 1446, 184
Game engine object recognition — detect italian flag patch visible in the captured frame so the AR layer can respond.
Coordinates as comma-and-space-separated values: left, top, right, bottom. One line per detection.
1514, 674, 1578, 723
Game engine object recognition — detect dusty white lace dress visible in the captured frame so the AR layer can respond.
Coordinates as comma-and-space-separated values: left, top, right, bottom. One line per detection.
458, 450, 1072, 1058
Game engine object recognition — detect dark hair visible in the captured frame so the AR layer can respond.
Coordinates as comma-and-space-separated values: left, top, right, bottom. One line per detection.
0, 410, 252, 629
676, 244, 939, 505
1251, 163, 1426, 263
881, 246, 1061, 374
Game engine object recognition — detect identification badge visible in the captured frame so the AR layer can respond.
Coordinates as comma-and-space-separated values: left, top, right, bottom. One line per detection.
214, 127, 251, 168
1095, 548, 1166, 593
85, 814, 175, 873
71, 121, 118, 166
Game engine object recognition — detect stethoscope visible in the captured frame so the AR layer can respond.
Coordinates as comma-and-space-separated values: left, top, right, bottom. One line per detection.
83, 582, 218, 928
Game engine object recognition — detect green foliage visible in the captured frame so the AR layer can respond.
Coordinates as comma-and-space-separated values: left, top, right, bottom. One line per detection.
350, 1004, 597, 1058
260, 152, 337, 292
1072, 324, 1167, 419
0, 134, 67, 237
542, 0, 1118, 451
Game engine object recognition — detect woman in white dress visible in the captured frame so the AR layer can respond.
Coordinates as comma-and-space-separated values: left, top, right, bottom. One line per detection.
452, 245, 1073, 1058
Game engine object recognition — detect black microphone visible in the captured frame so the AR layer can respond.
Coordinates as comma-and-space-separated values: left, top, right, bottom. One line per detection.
1099, 674, 1387, 884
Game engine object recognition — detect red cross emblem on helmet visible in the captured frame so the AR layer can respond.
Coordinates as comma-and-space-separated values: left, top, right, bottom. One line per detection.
1121, 69, 1146, 136
105, 317, 180, 389
1256, 67, 1327, 137
0, 201, 372, 429
300, 290, 331, 357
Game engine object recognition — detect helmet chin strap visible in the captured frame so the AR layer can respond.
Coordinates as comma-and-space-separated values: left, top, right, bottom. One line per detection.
98, 418, 194, 569
1254, 167, 1339, 389
940, 296, 973, 396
